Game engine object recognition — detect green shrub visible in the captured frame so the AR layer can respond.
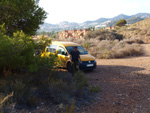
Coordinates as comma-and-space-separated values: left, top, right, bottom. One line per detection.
35, 36, 51, 54
90, 86, 100, 93
3, 77, 34, 106
115, 19, 127, 27
0, 24, 59, 108
82, 41, 90, 49
115, 26, 120, 30
33, 70, 90, 104
0, 75, 35, 107
73, 71, 89, 94
63, 99, 76, 113
0, 25, 55, 74
0, 30, 36, 73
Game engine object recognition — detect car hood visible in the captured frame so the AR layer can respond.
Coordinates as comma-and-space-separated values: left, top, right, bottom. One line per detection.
80, 54, 95, 61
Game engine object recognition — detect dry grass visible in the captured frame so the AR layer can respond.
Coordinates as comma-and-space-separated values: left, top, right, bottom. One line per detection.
121, 38, 144, 44
84, 30, 123, 41
58, 37, 143, 59
117, 18, 150, 43
57, 22, 148, 59
89, 40, 143, 59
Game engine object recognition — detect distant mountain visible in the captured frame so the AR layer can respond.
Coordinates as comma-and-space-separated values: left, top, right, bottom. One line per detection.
127, 17, 144, 24
38, 13, 150, 32
106, 14, 131, 27
106, 13, 150, 26
131, 13, 150, 18
59, 21, 78, 27
83, 18, 109, 25
95, 18, 110, 23
111, 14, 131, 21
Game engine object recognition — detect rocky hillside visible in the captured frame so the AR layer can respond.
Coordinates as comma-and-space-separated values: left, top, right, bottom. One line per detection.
117, 18, 150, 43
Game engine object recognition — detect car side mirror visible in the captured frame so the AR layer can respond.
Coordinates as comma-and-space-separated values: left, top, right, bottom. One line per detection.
62, 51, 67, 56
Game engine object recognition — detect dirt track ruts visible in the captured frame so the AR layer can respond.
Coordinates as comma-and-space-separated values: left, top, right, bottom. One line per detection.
81, 44, 150, 113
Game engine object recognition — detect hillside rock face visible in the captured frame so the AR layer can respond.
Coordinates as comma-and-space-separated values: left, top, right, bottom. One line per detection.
117, 18, 150, 43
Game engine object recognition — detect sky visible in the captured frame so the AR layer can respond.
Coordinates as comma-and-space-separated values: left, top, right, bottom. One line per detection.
39, 0, 150, 24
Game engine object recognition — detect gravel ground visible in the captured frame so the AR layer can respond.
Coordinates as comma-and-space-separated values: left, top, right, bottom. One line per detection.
81, 44, 150, 113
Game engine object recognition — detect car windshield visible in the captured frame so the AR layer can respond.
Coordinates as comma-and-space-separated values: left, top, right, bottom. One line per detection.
66, 46, 88, 55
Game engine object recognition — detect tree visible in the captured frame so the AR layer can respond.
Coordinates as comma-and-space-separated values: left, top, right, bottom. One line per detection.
0, 0, 47, 36
0, 24, 53, 73
88, 27, 95, 31
115, 19, 127, 27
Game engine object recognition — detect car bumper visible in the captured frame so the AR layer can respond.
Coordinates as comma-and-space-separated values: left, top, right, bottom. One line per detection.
79, 62, 96, 71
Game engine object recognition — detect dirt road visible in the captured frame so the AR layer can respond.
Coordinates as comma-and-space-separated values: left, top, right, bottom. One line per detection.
81, 44, 150, 113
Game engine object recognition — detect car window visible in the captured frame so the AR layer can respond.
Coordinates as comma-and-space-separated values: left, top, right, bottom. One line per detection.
66, 46, 88, 55
46, 45, 57, 53
58, 46, 67, 55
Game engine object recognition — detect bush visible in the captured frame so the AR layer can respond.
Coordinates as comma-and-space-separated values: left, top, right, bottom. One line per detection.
90, 86, 100, 93
122, 38, 144, 44
84, 30, 123, 41
63, 99, 76, 113
82, 41, 91, 49
0, 24, 93, 111
0, 76, 34, 108
0, 24, 59, 109
59, 34, 143, 59
115, 19, 127, 27
0, 25, 54, 74
0, 30, 36, 73
26, 70, 91, 107
73, 71, 89, 96
82, 39, 143, 59
7, 80, 35, 106
111, 43, 143, 58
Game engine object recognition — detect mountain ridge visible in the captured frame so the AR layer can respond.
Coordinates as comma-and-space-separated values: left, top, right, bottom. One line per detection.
39, 13, 150, 32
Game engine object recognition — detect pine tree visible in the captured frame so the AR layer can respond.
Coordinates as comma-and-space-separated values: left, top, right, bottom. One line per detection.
0, 0, 47, 36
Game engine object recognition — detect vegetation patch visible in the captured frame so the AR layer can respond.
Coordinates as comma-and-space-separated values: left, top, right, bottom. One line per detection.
0, 24, 99, 112
90, 86, 100, 93
59, 36, 144, 59
0, 69, 97, 112
84, 30, 123, 41
117, 18, 150, 43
